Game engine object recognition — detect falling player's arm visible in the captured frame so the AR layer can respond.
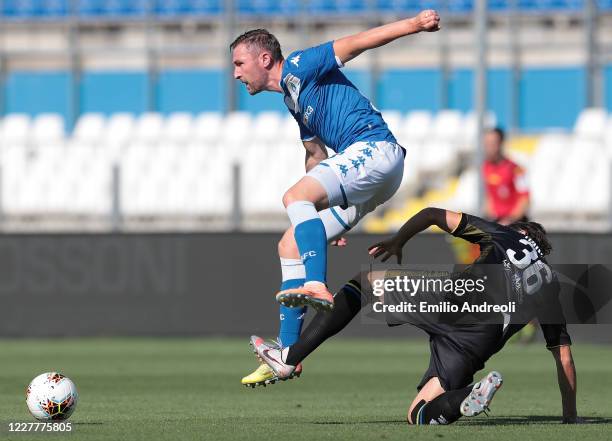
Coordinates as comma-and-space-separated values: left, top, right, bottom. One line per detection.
369, 207, 461, 263
550, 345, 579, 422
333, 10, 440, 65
304, 137, 328, 172
542, 319, 580, 423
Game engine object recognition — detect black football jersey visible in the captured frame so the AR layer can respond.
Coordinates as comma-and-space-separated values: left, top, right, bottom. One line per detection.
451, 213, 571, 348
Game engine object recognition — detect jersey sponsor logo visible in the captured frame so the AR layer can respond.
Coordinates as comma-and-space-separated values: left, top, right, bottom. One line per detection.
290, 54, 301, 67
303, 105, 314, 125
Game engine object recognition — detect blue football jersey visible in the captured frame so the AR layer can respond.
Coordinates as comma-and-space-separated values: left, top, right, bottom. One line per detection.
280, 41, 396, 153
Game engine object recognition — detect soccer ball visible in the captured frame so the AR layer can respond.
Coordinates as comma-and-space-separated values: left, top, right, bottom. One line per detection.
26, 372, 78, 421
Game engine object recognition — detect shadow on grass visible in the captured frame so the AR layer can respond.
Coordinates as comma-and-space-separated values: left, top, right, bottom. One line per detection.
312, 416, 612, 426
312, 420, 407, 425
459, 415, 612, 426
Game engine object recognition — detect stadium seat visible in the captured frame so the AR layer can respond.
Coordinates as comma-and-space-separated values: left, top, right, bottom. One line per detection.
253, 112, 282, 143
32, 114, 65, 148
381, 110, 403, 135
105, 113, 136, 154
222, 112, 253, 146
0, 114, 32, 147
73, 113, 107, 144
162, 112, 194, 144
194, 112, 224, 146
446, 168, 478, 213
574, 107, 607, 142
401, 111, 432, 144
280, 115, 301, 141
460, 111, 497, 153
432, 110, 463, 143
134, 112, 164, 144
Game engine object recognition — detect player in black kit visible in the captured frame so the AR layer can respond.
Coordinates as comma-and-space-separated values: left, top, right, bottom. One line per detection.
251, 208, 581, 425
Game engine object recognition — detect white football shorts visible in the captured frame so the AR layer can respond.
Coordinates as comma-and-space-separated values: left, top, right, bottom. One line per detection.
307, 140, 405, 242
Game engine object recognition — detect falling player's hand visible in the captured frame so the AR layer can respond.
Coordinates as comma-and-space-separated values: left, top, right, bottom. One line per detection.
415, 10, 441, 32
368, 239, 403, 264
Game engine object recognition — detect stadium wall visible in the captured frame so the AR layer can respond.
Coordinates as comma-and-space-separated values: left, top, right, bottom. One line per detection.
4, 65, 608, 130
1, 233, 611, 343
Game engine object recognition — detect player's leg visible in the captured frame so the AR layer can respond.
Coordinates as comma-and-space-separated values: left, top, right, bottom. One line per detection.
409, 377, 472, 425
242, 207, 357, 386
252, 275, 366, 377
277, 228, 307, 348
409, 371, 503, 425
278, 141, 404, 310
276, 206, 358, 344
279, 176, 334, 309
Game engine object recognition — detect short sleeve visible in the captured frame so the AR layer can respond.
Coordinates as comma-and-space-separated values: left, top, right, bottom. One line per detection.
285, 41, 341, 84
451, 213, 503, 245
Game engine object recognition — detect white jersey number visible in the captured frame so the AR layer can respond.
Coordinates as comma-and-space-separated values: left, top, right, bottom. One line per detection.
506, 239, 552, 295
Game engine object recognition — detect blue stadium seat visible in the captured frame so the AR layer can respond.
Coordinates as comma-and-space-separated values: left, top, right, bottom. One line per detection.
308, 0, 370, 15
2, 0, 41, 18
0, 0, 603, 19
376, 1, 441, 14
179, 0, 221, 16
78, 0, 147, 18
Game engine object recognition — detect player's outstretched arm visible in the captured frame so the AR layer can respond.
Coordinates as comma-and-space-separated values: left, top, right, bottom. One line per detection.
333, 10, 440, 64
369, 207, 460, 263
550, 345, 582, 423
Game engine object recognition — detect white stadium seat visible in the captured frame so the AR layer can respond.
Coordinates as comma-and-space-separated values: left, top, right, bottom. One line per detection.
432, 110, 463, 142
381, 110, 402, 135
460, 111, 497, 153
73, 113, 106, 144
163, 112, 194, 144
105, 113, 135, 154
1, 114, 31, 146
253, 112, 282, 143
134, 112, 164, 144
0, 109, 609, 229
194, 112, 223, 146
401, 111, 432, 143
574, 107, 607, 142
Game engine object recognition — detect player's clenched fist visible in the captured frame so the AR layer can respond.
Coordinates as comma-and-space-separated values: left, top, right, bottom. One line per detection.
414, 9, 441, 32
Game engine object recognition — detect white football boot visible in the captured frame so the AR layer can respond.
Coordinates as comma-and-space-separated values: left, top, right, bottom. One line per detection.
460, 371, 503, 417
250, 335, 296, 380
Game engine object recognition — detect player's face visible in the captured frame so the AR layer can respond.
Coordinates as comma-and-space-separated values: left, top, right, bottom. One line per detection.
232, 44, 267, 95
484, 131, 502, 161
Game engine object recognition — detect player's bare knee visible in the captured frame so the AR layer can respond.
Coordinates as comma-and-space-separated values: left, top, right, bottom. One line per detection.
282, 188, 299, 208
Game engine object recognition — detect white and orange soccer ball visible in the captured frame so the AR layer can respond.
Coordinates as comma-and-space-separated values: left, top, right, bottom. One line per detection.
26, 372, 78, 421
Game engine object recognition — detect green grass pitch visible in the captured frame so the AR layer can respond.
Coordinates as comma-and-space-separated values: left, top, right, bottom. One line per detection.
0, 338, 610, 440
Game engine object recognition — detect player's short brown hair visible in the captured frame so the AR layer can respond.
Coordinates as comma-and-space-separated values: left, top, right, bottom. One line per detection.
230, 29, 283, 62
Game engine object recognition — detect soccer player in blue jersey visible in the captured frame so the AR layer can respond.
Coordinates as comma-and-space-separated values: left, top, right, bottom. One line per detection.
231, 10, 441, 386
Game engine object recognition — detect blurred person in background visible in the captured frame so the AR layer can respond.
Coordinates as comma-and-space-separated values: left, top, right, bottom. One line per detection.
483, 127, 535, 343
483, 127, 530, 225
